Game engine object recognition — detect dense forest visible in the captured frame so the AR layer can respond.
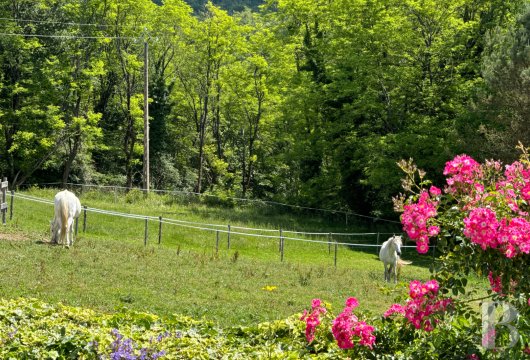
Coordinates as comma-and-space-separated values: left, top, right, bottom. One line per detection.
0, 0, 529, 217
176, 0, 264, 13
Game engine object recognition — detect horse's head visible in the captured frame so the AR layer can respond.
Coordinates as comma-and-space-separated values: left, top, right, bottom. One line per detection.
392, 235, 403, 256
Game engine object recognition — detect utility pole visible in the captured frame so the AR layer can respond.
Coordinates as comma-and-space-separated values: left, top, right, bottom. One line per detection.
143, 41, 150, 193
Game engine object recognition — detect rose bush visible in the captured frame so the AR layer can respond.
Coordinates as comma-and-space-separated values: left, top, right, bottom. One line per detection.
292, 150, 530, 358
392, 148, 530, 357
299, 297, 376, 357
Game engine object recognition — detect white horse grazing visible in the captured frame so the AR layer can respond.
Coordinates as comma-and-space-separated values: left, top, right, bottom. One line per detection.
379, 235, 412, 283
51, 190, 81, 247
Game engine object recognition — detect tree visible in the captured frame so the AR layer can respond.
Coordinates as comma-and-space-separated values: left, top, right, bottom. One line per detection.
472, 4, 530, 162
172, 2, 241, 193
0, 0, 70, 186
97, 0, 155, 188
148, 0, 195, 190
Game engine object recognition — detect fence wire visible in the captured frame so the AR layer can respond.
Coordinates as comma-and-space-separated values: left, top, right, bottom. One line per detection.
12, 192, 429, 250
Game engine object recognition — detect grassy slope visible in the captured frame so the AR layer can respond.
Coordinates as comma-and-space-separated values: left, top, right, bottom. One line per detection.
0, 188, 441, 327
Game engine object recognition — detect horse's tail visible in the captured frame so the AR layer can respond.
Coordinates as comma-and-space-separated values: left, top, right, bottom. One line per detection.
60, 197, 69, 245
398, 259, 412, 266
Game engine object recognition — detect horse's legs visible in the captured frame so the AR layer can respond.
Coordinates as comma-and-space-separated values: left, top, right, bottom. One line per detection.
392, 262, 398, 284
67, 225, 73, 247
66, 218, 74, 247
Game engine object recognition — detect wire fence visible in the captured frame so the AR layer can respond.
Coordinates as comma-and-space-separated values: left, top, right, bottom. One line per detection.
7, 189, 435, 268
19, 182, 402, 228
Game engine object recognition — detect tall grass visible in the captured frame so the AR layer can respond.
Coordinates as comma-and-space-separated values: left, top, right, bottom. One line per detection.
0, 187, 439, 327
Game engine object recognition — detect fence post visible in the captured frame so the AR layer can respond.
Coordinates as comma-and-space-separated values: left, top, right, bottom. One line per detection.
10, 190, 14, 220
279, 228, 282, 252
280, 230, 284, 262
144, 217, 148, 246
216, 230, 220, 254
227, 224, 231, 249
376, 232, 380, 255
75, 217, 78, 236
158, 216, 162, 244
345, 213, 348, 226
328, 232, 332, 254
334, 241, 338, 267
1, 177, 7, 225
83, 205, 87, 232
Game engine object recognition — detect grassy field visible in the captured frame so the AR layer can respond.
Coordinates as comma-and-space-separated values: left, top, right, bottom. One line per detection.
0, 187, 476, 327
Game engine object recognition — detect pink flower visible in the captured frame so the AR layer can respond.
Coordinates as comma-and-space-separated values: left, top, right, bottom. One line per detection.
424, 280, 439, 295
423, 319, 434, 332
488, 271, 503, 295
332, 310, 356, 349
312, 299, 322, 308
443, 154, 482, 193
409, 280, 423, 299
331, 298, 376, 349
416, 240, 429, 254
353, 321, 376, 349
522, 183, 530, 201
345, 297, 359, 309
401, 190, 439, 252
388, 280, 451, 332
428, 226, 440, 236
384, 303, 405, 317
301, 298, 327, 343
429, 186, 441, 196
463, 207, 499, 250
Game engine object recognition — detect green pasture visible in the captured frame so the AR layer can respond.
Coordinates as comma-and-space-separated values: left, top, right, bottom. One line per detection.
0, 187, 484, 327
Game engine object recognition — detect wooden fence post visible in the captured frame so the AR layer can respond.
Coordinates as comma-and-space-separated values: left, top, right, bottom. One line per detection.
216, 230, 220, 254
279, 228, 282, 252
328, 233, 332, 254
9, 190, 14, 221
334, 241, 338, 267
227, 224, 231, 249
158, 216, 162, 244
1, 178, 8, 225
376, 232, 380, 255
280, 230, 284, 262
83, 205, 87, 232
144, 217, 148, 246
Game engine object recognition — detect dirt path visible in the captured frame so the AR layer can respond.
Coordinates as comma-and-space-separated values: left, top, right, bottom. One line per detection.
0, 232, 31, 241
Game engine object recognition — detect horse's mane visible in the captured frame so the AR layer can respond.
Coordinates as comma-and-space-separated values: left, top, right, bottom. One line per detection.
389, 235, 402, 246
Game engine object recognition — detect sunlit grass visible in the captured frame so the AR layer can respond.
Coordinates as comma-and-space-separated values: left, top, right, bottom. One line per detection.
0, 187, 486, 327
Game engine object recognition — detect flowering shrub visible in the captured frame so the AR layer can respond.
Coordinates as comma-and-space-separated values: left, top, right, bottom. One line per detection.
384, 279, 452, 332
331, 297, 375, 349
395, 148, 530, 297
300, 297, 376, 354
401, 189, 440, 253
300, 298, 327, 343
394, 147, 530, 357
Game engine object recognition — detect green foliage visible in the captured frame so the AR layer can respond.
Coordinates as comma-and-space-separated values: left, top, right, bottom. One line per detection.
467, 4, 530, 162
0, 0, 529, 220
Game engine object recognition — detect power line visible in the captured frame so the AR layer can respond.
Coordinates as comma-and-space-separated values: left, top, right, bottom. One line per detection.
0, 32, 138, 40
0, 17, 144, 30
